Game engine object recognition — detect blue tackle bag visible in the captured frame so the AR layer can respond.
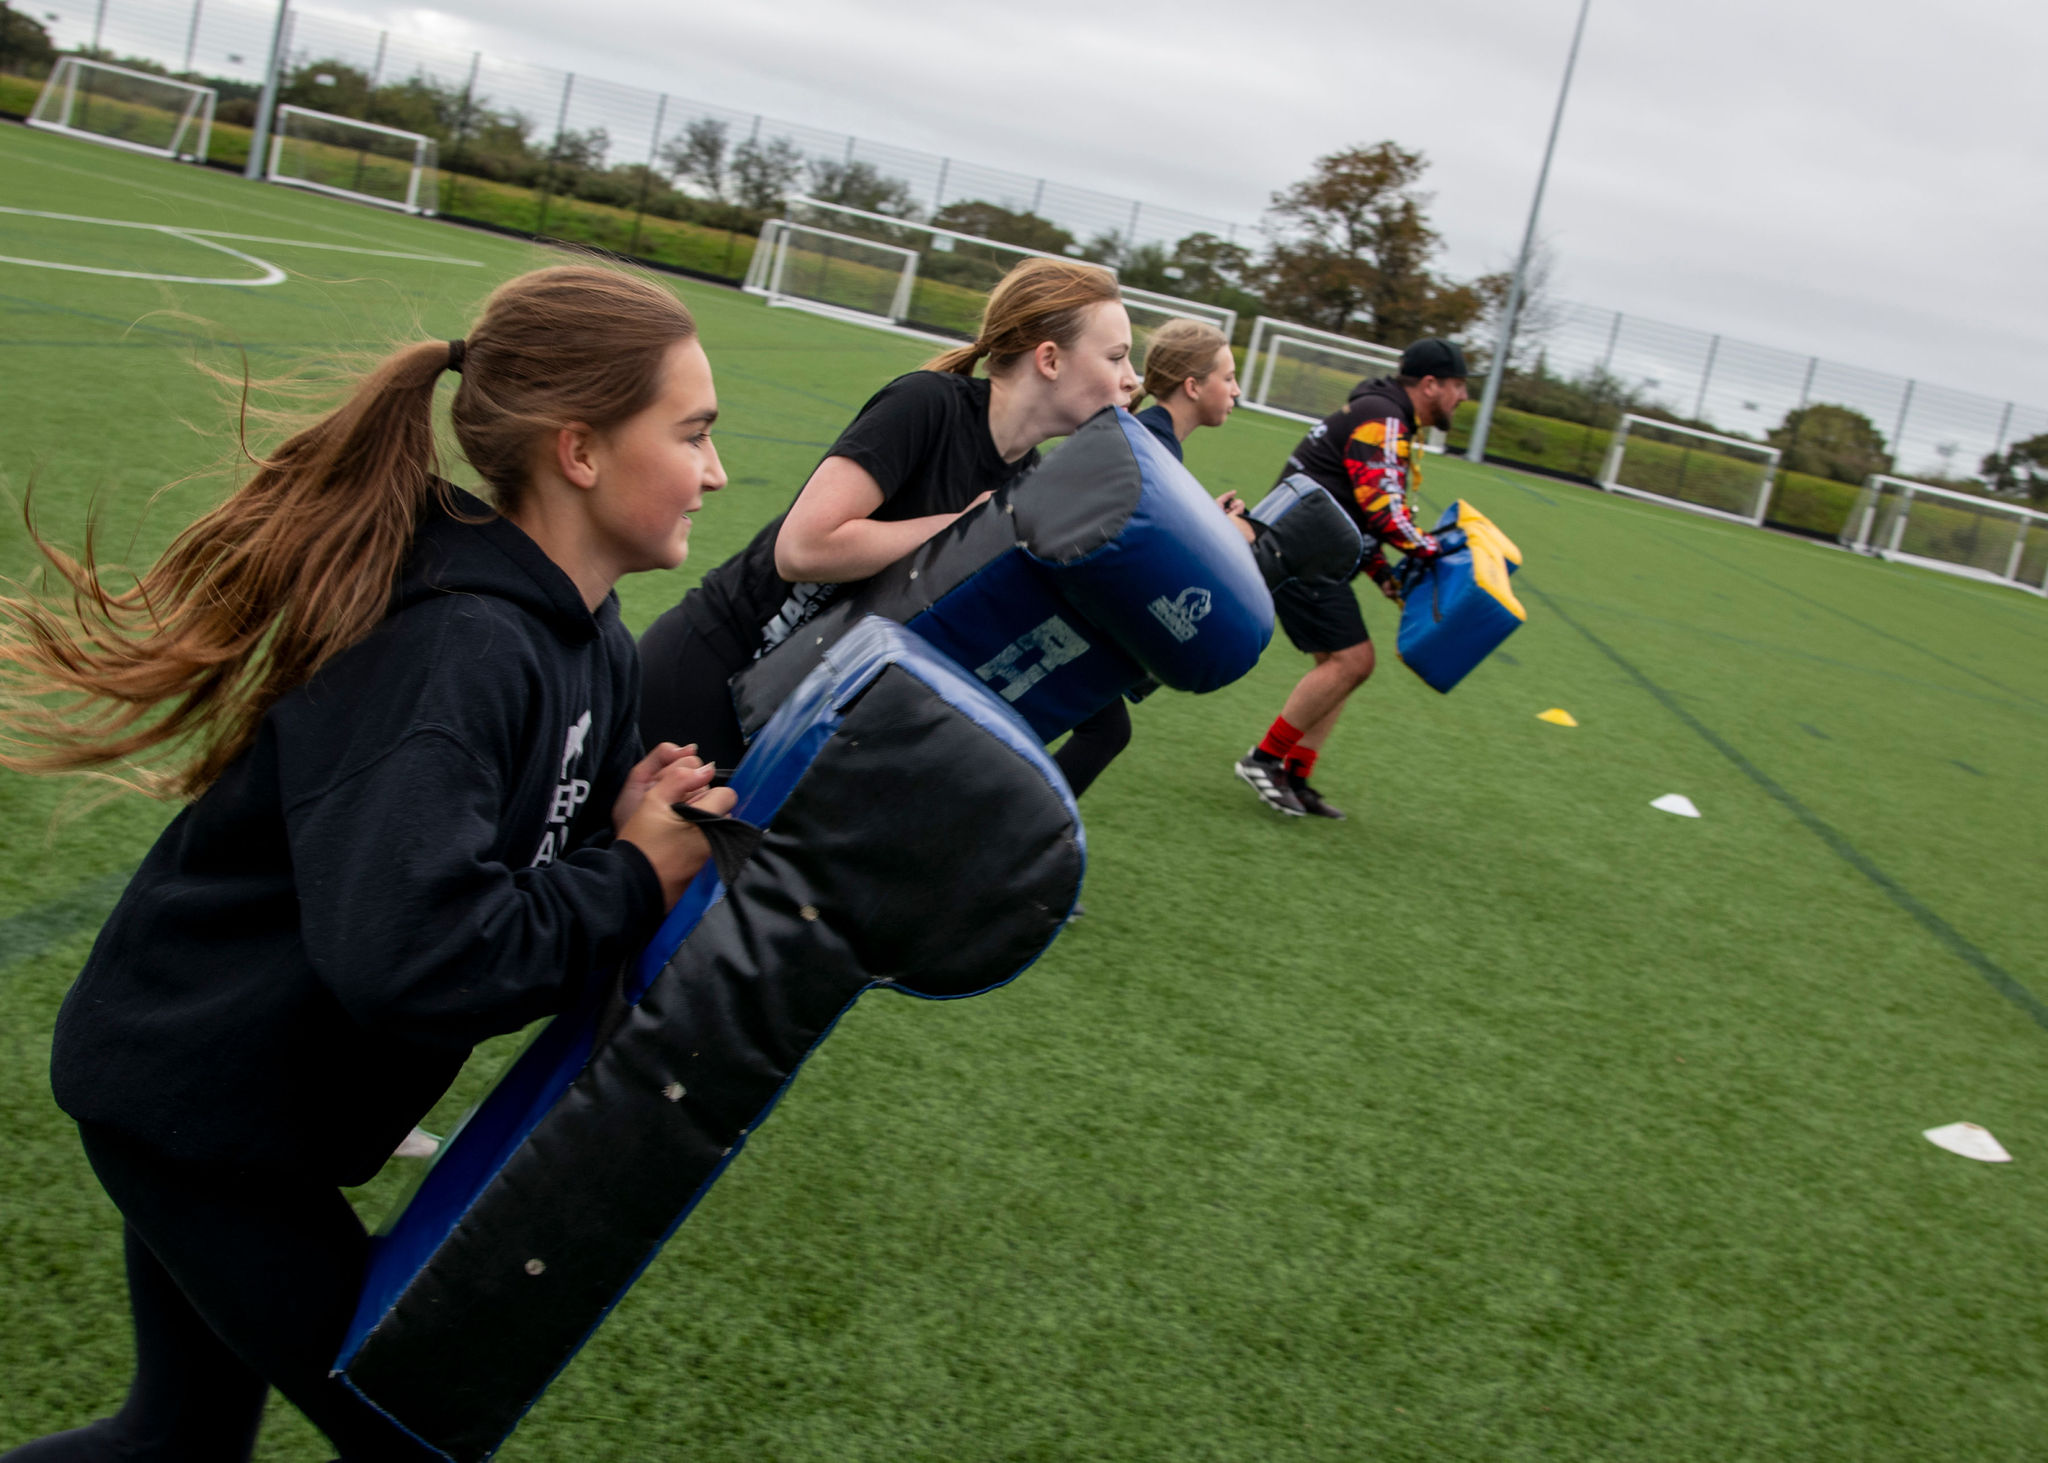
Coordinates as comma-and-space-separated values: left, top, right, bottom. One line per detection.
1395, 501, 1526, 693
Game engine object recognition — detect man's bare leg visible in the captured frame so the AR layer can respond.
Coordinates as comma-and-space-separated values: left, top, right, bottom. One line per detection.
1278, 642, 1376, 744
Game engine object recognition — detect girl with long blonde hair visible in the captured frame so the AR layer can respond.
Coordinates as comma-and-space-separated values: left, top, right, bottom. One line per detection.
638, 255, 1139, 783
1, 264, 734, 1462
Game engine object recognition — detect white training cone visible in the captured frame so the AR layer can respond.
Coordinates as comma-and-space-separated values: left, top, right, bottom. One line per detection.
394, 1127, 442, 1159
1923, 1122, 2011, 1163
1650, 793, 1700, 818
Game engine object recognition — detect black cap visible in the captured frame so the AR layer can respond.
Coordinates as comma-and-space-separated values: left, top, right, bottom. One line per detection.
1399, 338, 1470, 380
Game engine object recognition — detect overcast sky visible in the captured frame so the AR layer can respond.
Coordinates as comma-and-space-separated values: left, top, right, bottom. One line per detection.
330, 0, 2044, 415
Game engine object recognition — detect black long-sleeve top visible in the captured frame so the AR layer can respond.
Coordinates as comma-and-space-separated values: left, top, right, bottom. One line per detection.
51, 489, 665, 1185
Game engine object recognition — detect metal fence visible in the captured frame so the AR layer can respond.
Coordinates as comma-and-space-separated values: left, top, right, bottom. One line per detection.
26, 0, 1252, 256
17, 0, 2047, 484
1504, 302, 2048, 481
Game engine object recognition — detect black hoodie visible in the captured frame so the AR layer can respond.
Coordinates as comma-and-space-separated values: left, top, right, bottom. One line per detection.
51, 489, 665, 1186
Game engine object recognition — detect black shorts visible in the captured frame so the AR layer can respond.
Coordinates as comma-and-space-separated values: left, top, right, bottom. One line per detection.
1273, 576, 1371, 655
638, 600, 755, 773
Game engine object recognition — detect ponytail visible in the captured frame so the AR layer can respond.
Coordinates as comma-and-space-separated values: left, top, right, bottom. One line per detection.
0, 264, 697, 799
924, 257, 1121, 377
1132, 318, 1230, 409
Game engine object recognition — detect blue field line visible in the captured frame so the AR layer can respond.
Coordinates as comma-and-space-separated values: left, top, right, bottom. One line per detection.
1528, 581, 2048, 1033
1471, 461, 1562, 506
1658, 531, 2048, 713
1534, 587, 2048, 723
0, 869, 130, 973
717, 430, 836, 450
708, 362, 871, 415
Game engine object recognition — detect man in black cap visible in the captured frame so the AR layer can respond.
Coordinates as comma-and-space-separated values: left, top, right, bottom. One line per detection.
1233, 338, 1470, 819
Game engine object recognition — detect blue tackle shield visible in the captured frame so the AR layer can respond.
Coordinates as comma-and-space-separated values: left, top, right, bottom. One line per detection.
1395, 501, 1526, 693
734, 406, 1272, 746
333, 619, 1083, 1461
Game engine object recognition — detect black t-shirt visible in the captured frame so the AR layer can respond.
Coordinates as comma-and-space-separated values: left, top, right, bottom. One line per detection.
687, 370, 1039, 653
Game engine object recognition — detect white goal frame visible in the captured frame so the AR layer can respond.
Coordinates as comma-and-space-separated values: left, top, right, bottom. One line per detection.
749, 197, 1232, 351
29, 57, 216, 163
764, 223, 928, 339
1839, 474, 2048, 595
267, 105, 438, 215
1121, 286, 1236, 350
1598, 413, 1781, 526
1239, 316, 1403, 424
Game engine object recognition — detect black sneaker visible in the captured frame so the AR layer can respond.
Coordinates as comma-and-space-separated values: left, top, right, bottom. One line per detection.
1234, 749, 1306, 816
1289, 772, 1346, 820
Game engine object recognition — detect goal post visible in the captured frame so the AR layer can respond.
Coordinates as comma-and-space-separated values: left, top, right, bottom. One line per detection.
1839, 475, 2048, 594
1121, 287, 1236, 371
759, 197, 1233, 351
1598, 413, 1780, 526
1240, 316, 1403, 423
29, 57, 216, 163
764, 223, 923, 335
267, 105, 439, 215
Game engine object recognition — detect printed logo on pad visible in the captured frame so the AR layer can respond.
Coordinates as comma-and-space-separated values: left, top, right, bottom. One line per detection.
1148, 586, 1212, 644
975, 616, 1089, 703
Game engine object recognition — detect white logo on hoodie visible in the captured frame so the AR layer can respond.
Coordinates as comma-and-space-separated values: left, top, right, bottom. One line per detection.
532, 709, 595, 867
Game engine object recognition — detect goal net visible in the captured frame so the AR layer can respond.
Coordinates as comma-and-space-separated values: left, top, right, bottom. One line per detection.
267, 105, 439, 215
1839, 475, 2048, 593
1241, 316, 1402, 423
1122, 287, 1237, 371
764, 223, 920, 333
29, 57, 216, 163
1598, 414, 1780, 525
752, 197, 1231, 351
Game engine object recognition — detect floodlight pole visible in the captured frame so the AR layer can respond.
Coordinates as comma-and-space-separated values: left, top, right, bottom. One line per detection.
1465, 0, 1592, 465
242, 0, 291, 181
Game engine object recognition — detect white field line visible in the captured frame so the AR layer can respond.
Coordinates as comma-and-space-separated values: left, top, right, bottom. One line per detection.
0, 205, 479, 266
8, 143, 478, 257
0, 222, 283, 286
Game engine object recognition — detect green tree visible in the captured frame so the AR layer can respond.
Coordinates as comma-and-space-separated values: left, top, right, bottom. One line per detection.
1258, 142, 1482, 344
0, 5, 58, 75
1981, 431, 2048, 507
807, 159, 918, 218
1768, 404, 1893, 484
660, 118, 730, 202
931, 200, 1075, 255
730, 136, 804, 213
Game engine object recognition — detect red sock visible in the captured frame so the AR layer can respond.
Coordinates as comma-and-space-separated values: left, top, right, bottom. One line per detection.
1286, 747, 1318, 780
1256, 716, 1304, 762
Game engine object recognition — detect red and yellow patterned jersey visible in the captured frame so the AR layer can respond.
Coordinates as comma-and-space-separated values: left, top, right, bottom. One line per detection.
1281, 376, 1440, 588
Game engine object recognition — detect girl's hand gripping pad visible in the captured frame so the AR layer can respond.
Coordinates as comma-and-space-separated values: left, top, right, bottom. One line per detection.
334, 618, 1083, 1462
733, 406, 1273, 747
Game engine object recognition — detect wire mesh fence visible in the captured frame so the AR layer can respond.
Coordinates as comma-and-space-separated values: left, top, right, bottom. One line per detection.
9, 0, 2046, 553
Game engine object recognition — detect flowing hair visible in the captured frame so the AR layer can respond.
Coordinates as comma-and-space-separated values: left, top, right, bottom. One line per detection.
0, 263, 698, 799
1131, 318, 1230, 408
925, 257, 1121, 376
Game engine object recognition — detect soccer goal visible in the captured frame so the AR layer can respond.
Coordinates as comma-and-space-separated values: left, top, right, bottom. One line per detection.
29, 57, 216, 163
1122, 287, 1237, 369
1240, 316, 1403, 423
267, 106, 439, 215
1598, 414, 1780, 526
1839, 475, 2048, 594
764, 223, 924, 336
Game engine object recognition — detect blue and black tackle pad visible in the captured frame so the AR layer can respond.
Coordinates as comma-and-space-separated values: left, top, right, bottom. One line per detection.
1246, 473, 1365, 587
334, 619, 1083, 1461
734, 405, 1274, 746
1396, 500, 1527, 693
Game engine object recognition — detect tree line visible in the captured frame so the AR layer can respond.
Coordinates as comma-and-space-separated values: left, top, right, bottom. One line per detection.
7, 12, 2041, 504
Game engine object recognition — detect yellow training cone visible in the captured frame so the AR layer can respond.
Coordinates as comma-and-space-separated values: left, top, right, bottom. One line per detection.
1537, 708, 1578, 727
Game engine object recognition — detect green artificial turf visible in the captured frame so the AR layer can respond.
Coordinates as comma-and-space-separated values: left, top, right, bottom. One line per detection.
4, 119, 2048, 1461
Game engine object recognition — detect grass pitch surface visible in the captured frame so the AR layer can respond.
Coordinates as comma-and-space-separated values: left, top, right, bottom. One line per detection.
4, 121, 2047, 1461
